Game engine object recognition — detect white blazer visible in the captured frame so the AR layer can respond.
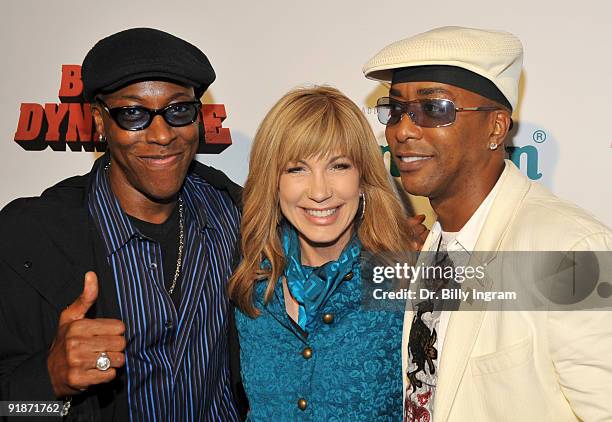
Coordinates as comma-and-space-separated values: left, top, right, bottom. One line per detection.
402, 161, 612, 421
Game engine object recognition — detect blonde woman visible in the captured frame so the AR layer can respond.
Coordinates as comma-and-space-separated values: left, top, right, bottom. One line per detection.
229, 86, 424, 420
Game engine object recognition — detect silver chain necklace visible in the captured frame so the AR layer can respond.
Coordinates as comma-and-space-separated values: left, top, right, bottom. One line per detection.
168, 195, 184, 295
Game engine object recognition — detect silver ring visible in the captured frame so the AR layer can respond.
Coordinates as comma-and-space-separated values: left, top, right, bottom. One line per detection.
95, 352, 111, 371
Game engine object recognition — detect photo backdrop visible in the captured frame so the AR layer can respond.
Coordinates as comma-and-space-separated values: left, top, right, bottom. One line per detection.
1, 0, 610, 227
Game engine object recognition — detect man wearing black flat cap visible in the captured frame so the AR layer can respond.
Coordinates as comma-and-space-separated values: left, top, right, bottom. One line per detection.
0, 28, 245, 421
364, 26, 612, 422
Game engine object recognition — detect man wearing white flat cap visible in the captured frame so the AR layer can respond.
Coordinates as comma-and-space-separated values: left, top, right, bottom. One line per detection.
364, 26, 612, 421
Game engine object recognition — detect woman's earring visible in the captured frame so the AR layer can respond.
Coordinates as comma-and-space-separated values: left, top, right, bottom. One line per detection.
489, 142, 498, 150
360, 192, 366, 220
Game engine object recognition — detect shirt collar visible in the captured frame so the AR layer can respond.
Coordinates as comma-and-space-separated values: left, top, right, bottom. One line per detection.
88, 166, 212, 256
88, 166, 137, 255
181, 175, 214, 232
429, 162, 508, 253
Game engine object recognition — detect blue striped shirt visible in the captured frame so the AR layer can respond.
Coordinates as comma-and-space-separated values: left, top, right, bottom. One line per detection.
88, 165, 240, 421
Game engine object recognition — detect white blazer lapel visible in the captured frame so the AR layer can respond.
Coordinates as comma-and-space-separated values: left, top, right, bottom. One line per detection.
432, 161, 532, 421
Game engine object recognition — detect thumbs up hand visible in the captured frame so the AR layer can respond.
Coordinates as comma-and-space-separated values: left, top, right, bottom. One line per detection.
47, 272, 126, 397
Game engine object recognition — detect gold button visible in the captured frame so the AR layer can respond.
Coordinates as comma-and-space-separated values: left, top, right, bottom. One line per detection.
297, 398, 307, 410
343, 271, 353, 281
302, 347, 313, 359
322, 313, 334, 324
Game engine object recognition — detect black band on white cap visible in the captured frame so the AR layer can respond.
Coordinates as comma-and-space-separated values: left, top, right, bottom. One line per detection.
392, 65, 512, 111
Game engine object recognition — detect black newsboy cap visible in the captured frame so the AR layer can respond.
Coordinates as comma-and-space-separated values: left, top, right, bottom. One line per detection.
81, 27, 215, 102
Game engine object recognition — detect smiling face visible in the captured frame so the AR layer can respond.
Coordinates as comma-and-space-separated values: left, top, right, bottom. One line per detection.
384, 81, 505, 204
278, 153, 361, 265
93, 80, 199, 212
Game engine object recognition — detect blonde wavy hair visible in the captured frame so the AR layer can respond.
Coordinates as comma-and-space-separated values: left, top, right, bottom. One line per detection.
229, 86, 414, 317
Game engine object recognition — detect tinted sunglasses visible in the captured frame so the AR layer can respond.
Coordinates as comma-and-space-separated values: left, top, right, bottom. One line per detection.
376, 97, 500, 128
96, 98, 202, 131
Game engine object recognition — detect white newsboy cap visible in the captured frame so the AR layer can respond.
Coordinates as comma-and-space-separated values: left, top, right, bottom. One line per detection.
363, 26, 523, 110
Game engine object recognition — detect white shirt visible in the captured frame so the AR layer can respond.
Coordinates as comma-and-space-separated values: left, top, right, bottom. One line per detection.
427, 172, 503, 357
402, 165, 508, 407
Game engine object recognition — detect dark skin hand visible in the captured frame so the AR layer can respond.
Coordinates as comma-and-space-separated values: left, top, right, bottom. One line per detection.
407, 214, 429, 250
47, 272, 126, 397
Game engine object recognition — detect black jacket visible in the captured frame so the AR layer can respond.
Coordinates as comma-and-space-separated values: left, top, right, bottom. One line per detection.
0, 156, 247, 421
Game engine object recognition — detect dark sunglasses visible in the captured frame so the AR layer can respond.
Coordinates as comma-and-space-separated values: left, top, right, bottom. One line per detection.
96, 98, 202, 131
376, 97, 501, 128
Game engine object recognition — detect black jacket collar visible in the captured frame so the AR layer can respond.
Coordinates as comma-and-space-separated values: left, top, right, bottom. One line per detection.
0, 153, 242, 314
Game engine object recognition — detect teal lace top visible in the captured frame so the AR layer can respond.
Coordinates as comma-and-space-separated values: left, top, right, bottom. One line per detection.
235, 260, 403, 420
